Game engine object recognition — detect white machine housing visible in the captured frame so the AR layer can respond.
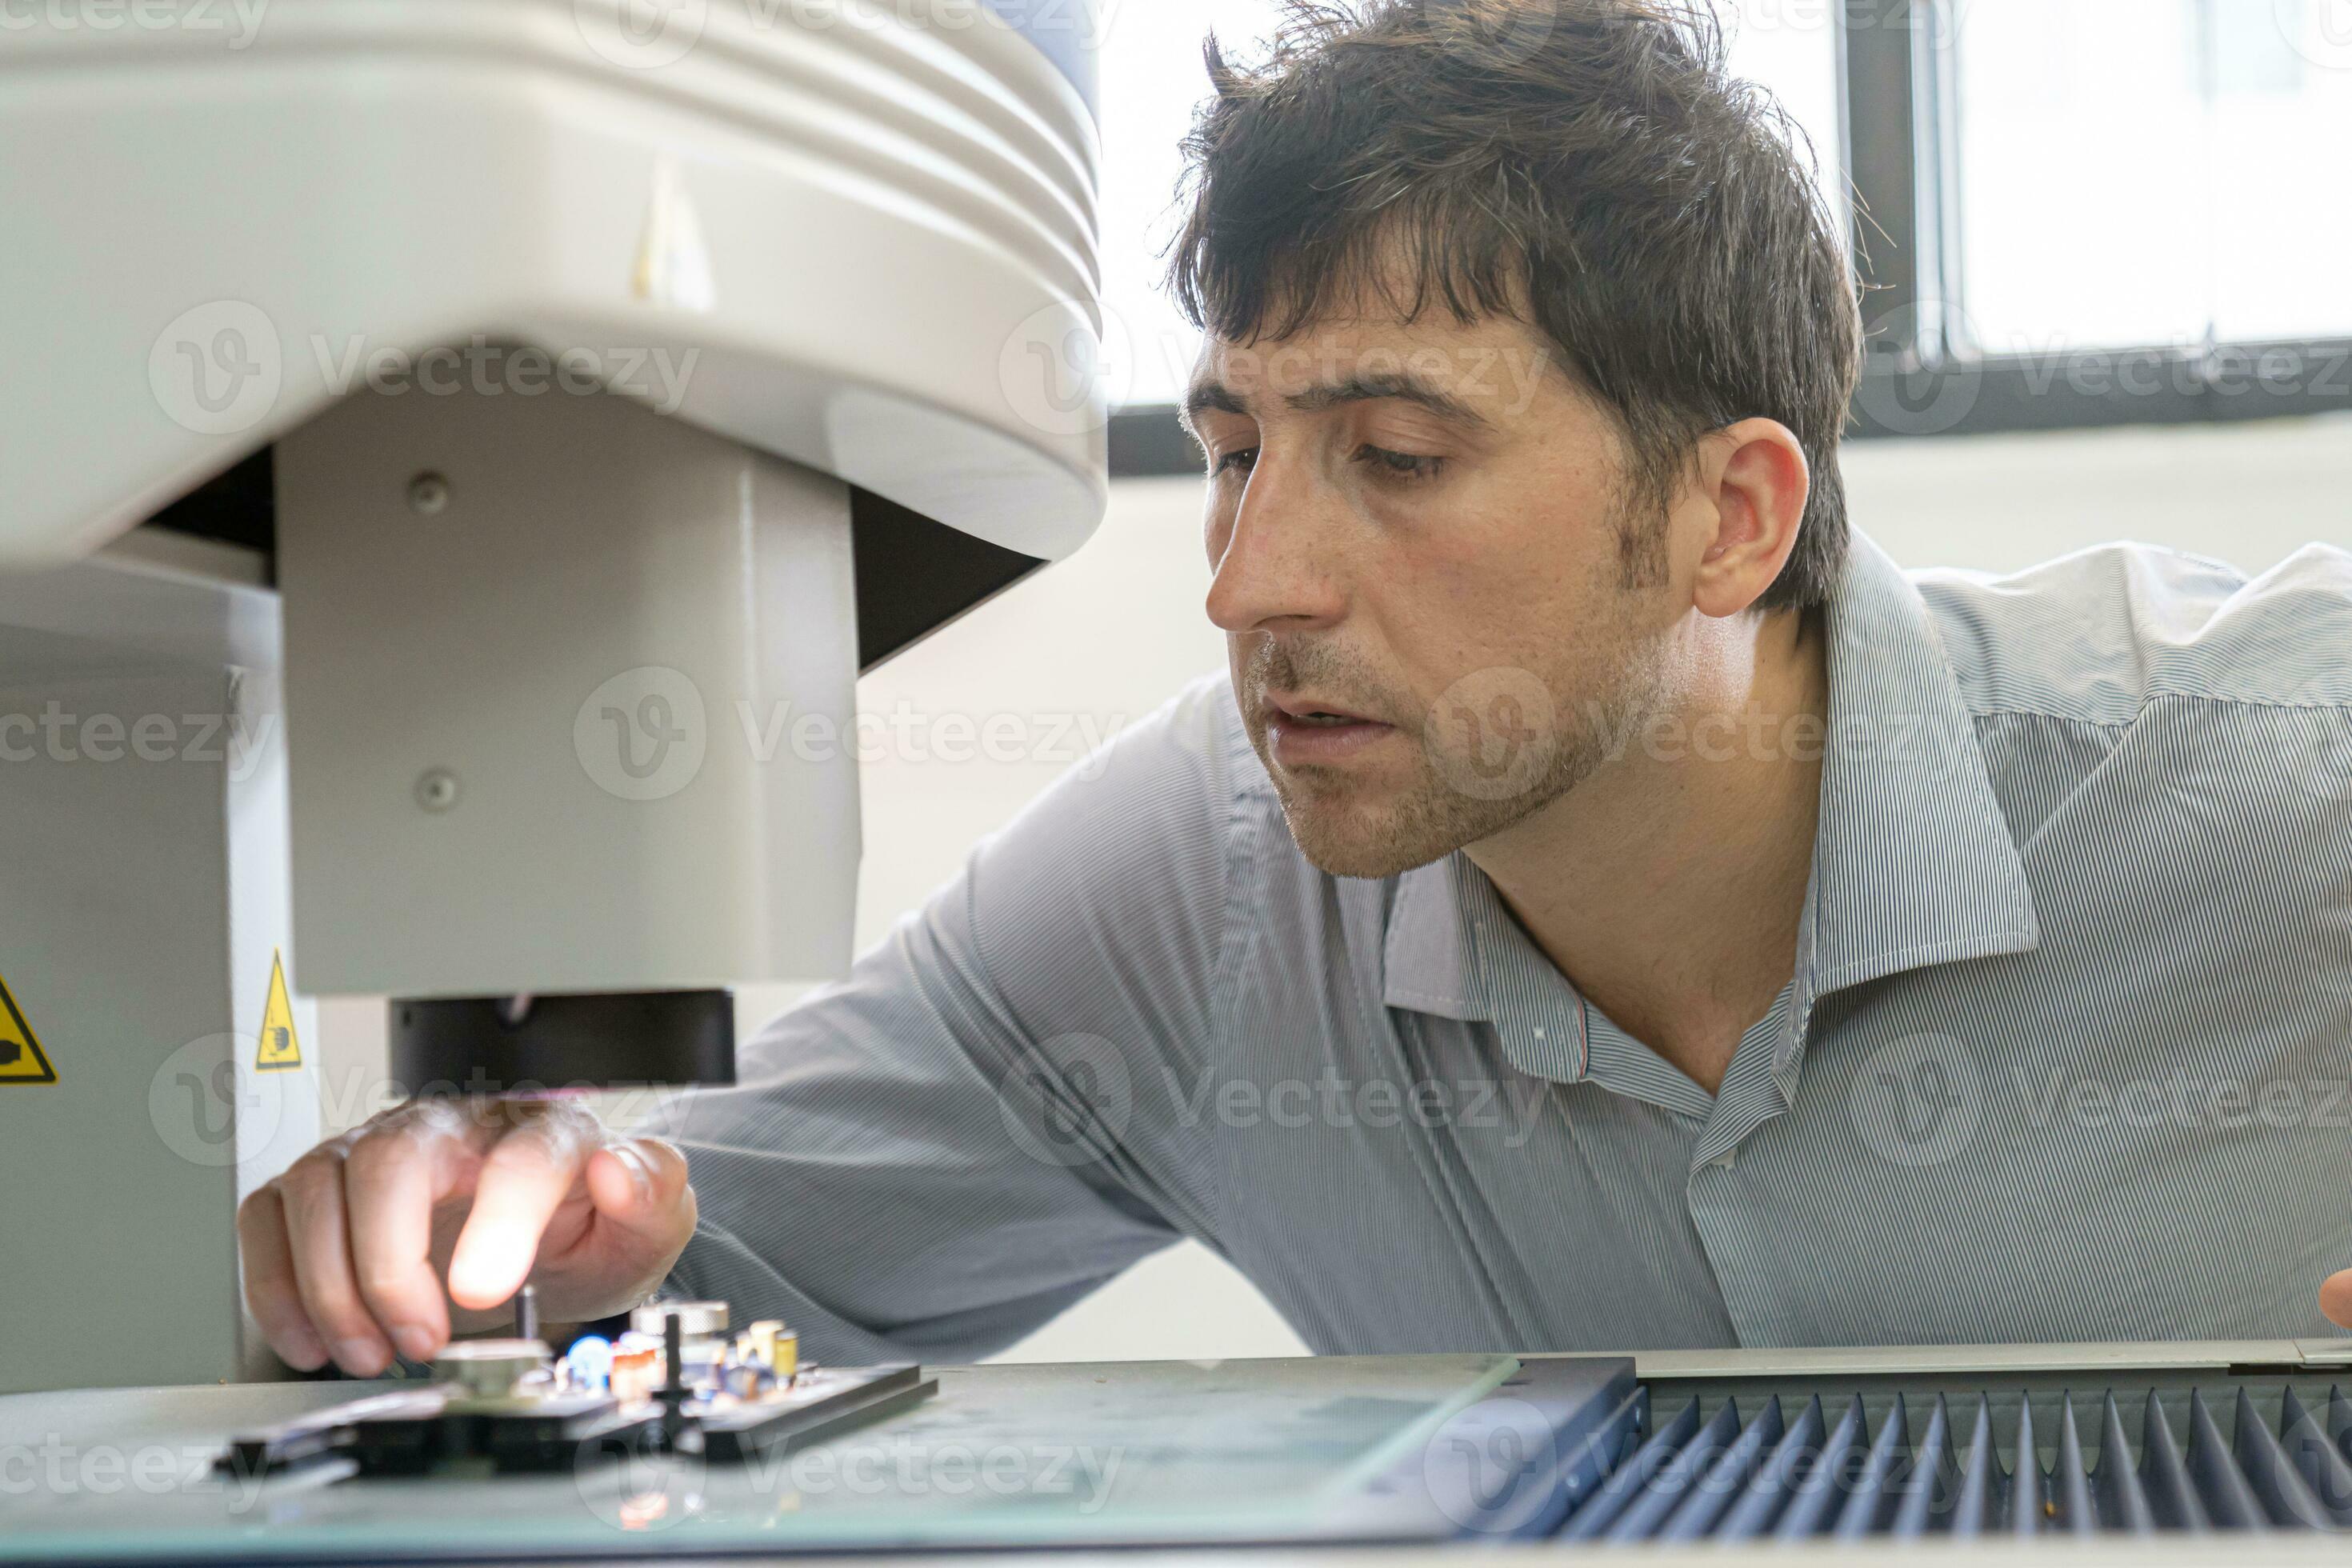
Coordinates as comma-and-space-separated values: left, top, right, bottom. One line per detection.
1, 0, 1106, 999
0, 0, 1109, 1389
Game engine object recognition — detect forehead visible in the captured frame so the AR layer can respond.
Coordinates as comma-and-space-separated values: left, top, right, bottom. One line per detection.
1190, 306, 1561, 421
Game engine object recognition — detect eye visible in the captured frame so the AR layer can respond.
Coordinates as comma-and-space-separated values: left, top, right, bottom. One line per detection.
1212, 446, 1259, 478
1355, 444, 1445, 482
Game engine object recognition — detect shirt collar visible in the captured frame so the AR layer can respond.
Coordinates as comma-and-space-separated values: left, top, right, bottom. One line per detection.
1801, 530, 2042, 1009
1382, 529, 2042, 1079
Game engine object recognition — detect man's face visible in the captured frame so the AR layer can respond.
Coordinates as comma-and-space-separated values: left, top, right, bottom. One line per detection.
1188, 308, 1689, 879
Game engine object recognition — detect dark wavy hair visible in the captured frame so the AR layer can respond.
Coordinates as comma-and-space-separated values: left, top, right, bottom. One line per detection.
1166, 0, 1861, 612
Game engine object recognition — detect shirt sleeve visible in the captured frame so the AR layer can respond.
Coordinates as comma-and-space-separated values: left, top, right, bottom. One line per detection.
638, 672, 1240, 1364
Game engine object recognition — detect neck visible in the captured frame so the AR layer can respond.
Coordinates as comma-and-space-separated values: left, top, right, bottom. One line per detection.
1465, 608, 1829, 1096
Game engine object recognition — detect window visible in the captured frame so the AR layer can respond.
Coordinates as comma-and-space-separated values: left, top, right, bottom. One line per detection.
1098, 1, 1291, 412
1101, 0, 2352, 465
1854, 0, 2352, 436
1957, 0, 2352, 354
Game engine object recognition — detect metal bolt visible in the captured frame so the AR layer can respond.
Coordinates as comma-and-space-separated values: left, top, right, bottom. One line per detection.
415, 769, 460, 813
406, 472, 452, 516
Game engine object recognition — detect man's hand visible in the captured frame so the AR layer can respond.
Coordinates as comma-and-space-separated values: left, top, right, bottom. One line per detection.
237, 1098, 696, 1376
2324, 1273, 2352, 1331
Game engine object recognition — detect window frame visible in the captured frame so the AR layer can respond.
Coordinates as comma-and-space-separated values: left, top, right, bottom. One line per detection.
1842, 0, 2352, 439
1106, 0, 2352, 478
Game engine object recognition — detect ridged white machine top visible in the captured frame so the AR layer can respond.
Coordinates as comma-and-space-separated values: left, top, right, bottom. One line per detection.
0, 0, 1109, 563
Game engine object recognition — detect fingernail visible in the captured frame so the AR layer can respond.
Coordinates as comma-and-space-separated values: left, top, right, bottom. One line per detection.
614, 1145, 654, 1200
281, 1326, 329, 1370
394, 1326, 438, 1363
334, 1338, 386, 1377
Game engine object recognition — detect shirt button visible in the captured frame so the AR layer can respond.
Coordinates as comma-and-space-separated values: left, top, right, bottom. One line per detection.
1532, 1027, 1546, 1042
1712, 1153, 1737, 1169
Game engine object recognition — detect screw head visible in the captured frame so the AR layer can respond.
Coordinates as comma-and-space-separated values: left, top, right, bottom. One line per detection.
415, 769, 460, 813
406, 472, 452, 516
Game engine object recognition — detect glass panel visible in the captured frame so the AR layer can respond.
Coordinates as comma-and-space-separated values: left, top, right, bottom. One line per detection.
2210, 0, 2352, 340
1958, 0, 2352, 354
1956, 0, 2211, 354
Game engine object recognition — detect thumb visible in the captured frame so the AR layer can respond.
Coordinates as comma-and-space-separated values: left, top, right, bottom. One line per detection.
2322, 1270, 2352, 1330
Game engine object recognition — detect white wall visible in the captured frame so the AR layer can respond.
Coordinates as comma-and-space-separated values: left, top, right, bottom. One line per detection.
318, 410, 2352, 1364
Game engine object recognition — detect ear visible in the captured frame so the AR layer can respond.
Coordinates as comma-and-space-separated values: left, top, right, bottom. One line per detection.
1689, 419, 1811, 620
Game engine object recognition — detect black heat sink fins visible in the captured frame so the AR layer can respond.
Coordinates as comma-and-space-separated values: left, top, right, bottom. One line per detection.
1552, 1383, 2352, 1540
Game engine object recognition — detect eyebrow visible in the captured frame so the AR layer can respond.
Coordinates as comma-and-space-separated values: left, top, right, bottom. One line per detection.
1180, 371, 1494, 434
1179, 382, 1249, 436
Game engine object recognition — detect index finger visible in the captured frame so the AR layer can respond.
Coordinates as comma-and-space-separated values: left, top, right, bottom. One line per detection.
344, 1103, 487, 1362
445, 1106, 602, 1311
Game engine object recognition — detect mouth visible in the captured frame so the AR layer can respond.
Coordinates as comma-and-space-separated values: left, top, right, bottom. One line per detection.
1261, 692, 1399, 768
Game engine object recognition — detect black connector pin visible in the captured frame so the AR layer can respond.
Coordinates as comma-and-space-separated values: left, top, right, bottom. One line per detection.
659, 1310, 689, 1443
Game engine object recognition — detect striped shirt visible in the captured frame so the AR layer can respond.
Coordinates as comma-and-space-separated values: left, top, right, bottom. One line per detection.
650, 530, 2352, 1358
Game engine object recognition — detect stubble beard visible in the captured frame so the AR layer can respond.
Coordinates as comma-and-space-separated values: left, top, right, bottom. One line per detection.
1250, 633, 1666, 882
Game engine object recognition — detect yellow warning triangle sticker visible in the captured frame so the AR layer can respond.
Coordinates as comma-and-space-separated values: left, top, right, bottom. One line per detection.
256, 950, 303, 1074
0, 973, 57, 1086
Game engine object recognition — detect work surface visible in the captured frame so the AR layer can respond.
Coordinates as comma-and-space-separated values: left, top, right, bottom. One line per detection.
0, 1355, 1539, 1563
22, 1345, 2352, 1564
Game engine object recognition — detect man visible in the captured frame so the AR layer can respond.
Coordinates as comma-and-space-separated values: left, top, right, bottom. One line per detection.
240, 0, 2352, 1378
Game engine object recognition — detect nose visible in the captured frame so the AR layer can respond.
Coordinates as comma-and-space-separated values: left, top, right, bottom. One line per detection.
1205, 457, 1349, 636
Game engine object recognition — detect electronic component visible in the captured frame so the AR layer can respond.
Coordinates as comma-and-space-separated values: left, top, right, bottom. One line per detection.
563, 1334, 614, 1393
749, 1319, 801, 1382
430, 1339, 553, 1402
216, 1300, 933, 1482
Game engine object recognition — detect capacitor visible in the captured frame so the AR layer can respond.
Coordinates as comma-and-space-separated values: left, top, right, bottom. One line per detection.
746, 1320, 799, 1382
565, 1334, 614, 1393
610, 1346, 660, 1405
